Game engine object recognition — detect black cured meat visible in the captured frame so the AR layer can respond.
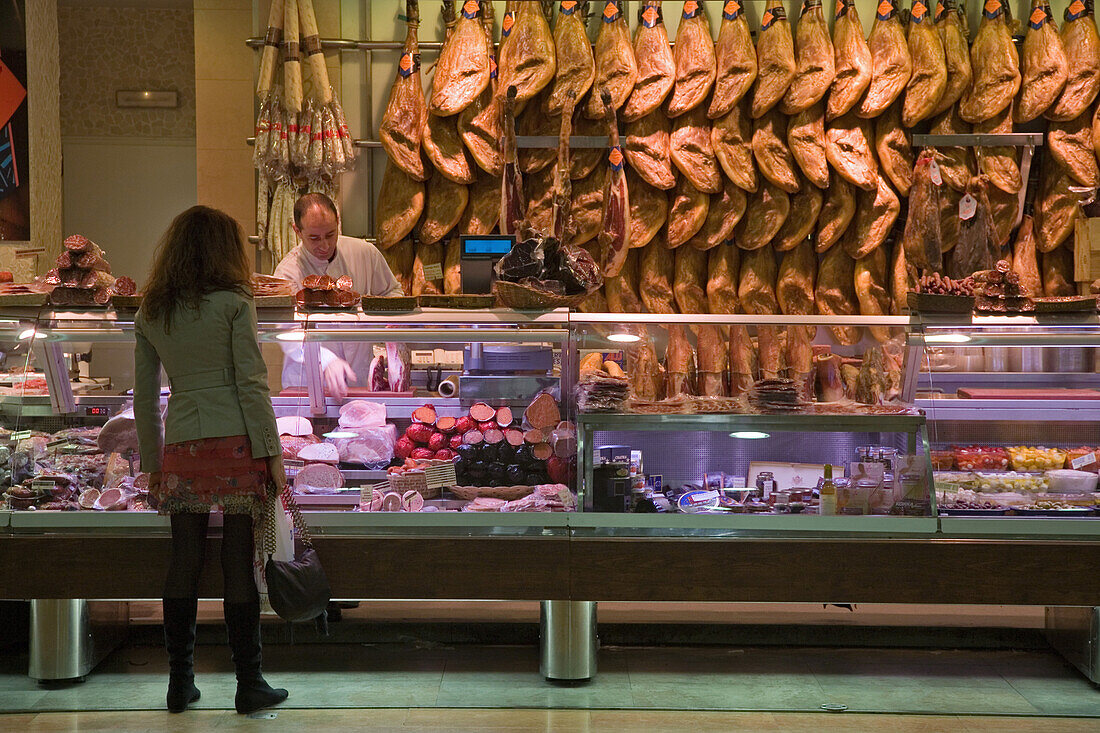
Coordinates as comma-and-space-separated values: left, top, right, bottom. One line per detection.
900, 149, 943, 272
948, 176, 999, 279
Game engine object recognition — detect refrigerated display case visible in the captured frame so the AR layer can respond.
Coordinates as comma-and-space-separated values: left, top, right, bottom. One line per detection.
1, 304, 1100, 682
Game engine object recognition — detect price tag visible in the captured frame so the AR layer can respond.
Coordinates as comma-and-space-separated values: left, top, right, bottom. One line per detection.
10, 430, 32, 441
422, 263, 444, 281
284, 459, 304, 476
1072, 452, 1097, 469
31, 479, 55, 493
959, 194, 977, 220
359, 485, 373, 507
46, 438, 71, 448
929, 159, 943, 186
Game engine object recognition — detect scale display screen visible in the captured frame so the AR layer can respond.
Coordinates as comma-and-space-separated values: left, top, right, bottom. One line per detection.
461, 235, 514, 258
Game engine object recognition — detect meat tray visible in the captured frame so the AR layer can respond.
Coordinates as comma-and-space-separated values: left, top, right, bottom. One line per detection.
938, 508, 1009, 516
361, 295, 417, 312
1011, 508, 1095, 516
1032, 296, 1099, 314
0, 293, 49, 307
416, 294, 495, 309
111, 295, 143, 309
957, 388, 1100, 400
906, 292, 975, 314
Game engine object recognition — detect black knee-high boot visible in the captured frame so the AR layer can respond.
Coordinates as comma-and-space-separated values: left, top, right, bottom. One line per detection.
224, 601, 288, 714
163, 597, 201, 713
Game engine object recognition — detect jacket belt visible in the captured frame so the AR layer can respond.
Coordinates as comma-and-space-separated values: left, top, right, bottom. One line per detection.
169, 367, 236, 393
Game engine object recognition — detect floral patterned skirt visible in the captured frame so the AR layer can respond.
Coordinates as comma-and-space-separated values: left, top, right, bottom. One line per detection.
156, 435, 268, 515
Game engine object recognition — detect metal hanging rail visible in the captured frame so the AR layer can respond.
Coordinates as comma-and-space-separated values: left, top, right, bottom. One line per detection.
247, 136, 611, 149
246, 37, 445, 51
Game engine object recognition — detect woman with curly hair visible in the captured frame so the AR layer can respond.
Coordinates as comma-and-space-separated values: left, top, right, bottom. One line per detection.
134, 205, 288, 714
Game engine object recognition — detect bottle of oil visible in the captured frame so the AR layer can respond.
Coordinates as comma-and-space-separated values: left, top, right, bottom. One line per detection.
819, 464, 837, 516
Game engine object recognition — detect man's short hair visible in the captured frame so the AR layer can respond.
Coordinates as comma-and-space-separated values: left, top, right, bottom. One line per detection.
293, 192, 339, 227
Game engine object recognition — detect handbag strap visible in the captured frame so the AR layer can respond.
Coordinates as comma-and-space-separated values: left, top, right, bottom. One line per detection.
279, 484, 315, 549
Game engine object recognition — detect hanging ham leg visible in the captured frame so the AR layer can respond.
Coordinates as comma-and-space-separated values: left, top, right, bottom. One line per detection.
379, 0, 427, 181
598, 88, 630, 276
500, 85, 524, 236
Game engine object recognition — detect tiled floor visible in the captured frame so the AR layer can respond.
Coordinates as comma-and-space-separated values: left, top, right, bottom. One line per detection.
2, 709, 1100, 733
0, 642, 1098, 719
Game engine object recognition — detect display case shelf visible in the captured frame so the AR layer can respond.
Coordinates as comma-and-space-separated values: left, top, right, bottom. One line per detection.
917, 399, 1100, 422
578, 412, 926, 434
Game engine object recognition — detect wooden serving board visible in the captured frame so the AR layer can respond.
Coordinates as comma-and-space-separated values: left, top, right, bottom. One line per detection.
957, 388, 1100, 400
0, 293, 48, 307
418, 294, 496, 309
361, 295, 417, 312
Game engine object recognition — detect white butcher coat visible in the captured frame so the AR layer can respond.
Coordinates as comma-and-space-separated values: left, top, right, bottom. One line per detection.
274, 235, 403, 390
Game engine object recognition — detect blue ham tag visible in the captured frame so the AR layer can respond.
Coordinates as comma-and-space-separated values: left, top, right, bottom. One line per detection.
602, 1, 621, 23
398, 52, 417, 77
501, 11, 515, 36
461, 0, 479, 20
982, 0, 1005, 19
560, 1, 579, 15
876, 0, 897, 21
723, 1, 742, 20
682, 1, 702, 18
489, 54, 497, 79
934, 0, 948, 22
1066, 0, 1087, 20
1028, 5, 1047, 28
911, 0, 929, 22
761, 5, 786, 29
641, 4, 661, 26
608, 146, 624, 173
836, 0, 851, 18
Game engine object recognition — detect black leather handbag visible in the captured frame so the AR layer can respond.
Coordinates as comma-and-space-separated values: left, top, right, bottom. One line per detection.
263, 485, 331, 625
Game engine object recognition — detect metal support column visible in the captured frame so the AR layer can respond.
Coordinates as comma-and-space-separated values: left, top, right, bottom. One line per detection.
29, 600, 129, 682
539, 600, 597, 682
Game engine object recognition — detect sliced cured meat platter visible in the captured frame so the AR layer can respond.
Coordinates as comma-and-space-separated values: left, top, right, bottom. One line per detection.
957, 388, 1100, 400
1031, 296, 1099, 313
361, 295, 418, 312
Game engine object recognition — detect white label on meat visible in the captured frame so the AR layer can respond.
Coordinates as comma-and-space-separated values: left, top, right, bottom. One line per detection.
959, 194, 977, 220
422, 263, 443, 281
1072, 452, 1097, 469
929, 160, 942, 186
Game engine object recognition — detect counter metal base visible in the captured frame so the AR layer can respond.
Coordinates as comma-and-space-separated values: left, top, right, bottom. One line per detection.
29, 600, 128, 682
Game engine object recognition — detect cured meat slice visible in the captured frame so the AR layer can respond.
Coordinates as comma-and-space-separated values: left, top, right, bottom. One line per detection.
640, 236, 677, 313
974, 103, 1022, 194
1015, 0, 1068, 123
1012, 214, 1043, 297
1046, 0, 1100, 122
458, 2, 502, 176
959, 0, 1020, 124
843, 173, 901, 260
787, 102, 828, 189
667, 1, 716, 118
901, 149, 944, 271
777, 240, 816, 317
571, 166, 605, 247
667, 176, 709, 248
712, 101, 758, 192
460, 171, 501, 235
857, 0, 912, 118
1048, 114, 1100, 187
622, 1, 675, 122
774, 183, 823, 251
751, 0, 797, 119
627, 167, 668, 249
875, 101, 914, 196
417, 174, 468, 245
816, 245, 862, 345
707, 244, 741, 313
670, 105, 722, 194
586, 0, 638, 119
497, 1, 556, 106
828, 0, 872, 121
929, 105, 973, 192
735, 181, 789, 251
547, 0, 595, 115
624, 111, 676, 190
947, 176, 998, 278
500, 87, 525, 236
429, 0, 490, 116
854, 246, 893, 342
930, 0, 973, 117
781, 0, 834, 115
1043, 244, 1077, 296
380, 0, 427, 181
825, 113, 878, 191
816, 176, 856, 252
688, 179, 747, 251
599, 90, 631, 276
378, 160, 425, 247
902, 0, 947, 127
752, 107, 801, 194
1036, 159, 1082, 253
571, 114, 606, 180
709, 0, 757, 119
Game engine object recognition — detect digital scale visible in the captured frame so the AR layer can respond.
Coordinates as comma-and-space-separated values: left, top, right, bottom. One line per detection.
459, 234, 515, 293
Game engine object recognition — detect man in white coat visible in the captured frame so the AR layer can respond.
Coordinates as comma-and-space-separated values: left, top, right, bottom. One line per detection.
274, 193, 403, 398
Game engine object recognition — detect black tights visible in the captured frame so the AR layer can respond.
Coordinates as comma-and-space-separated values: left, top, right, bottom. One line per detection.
164, 513, 259, 604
